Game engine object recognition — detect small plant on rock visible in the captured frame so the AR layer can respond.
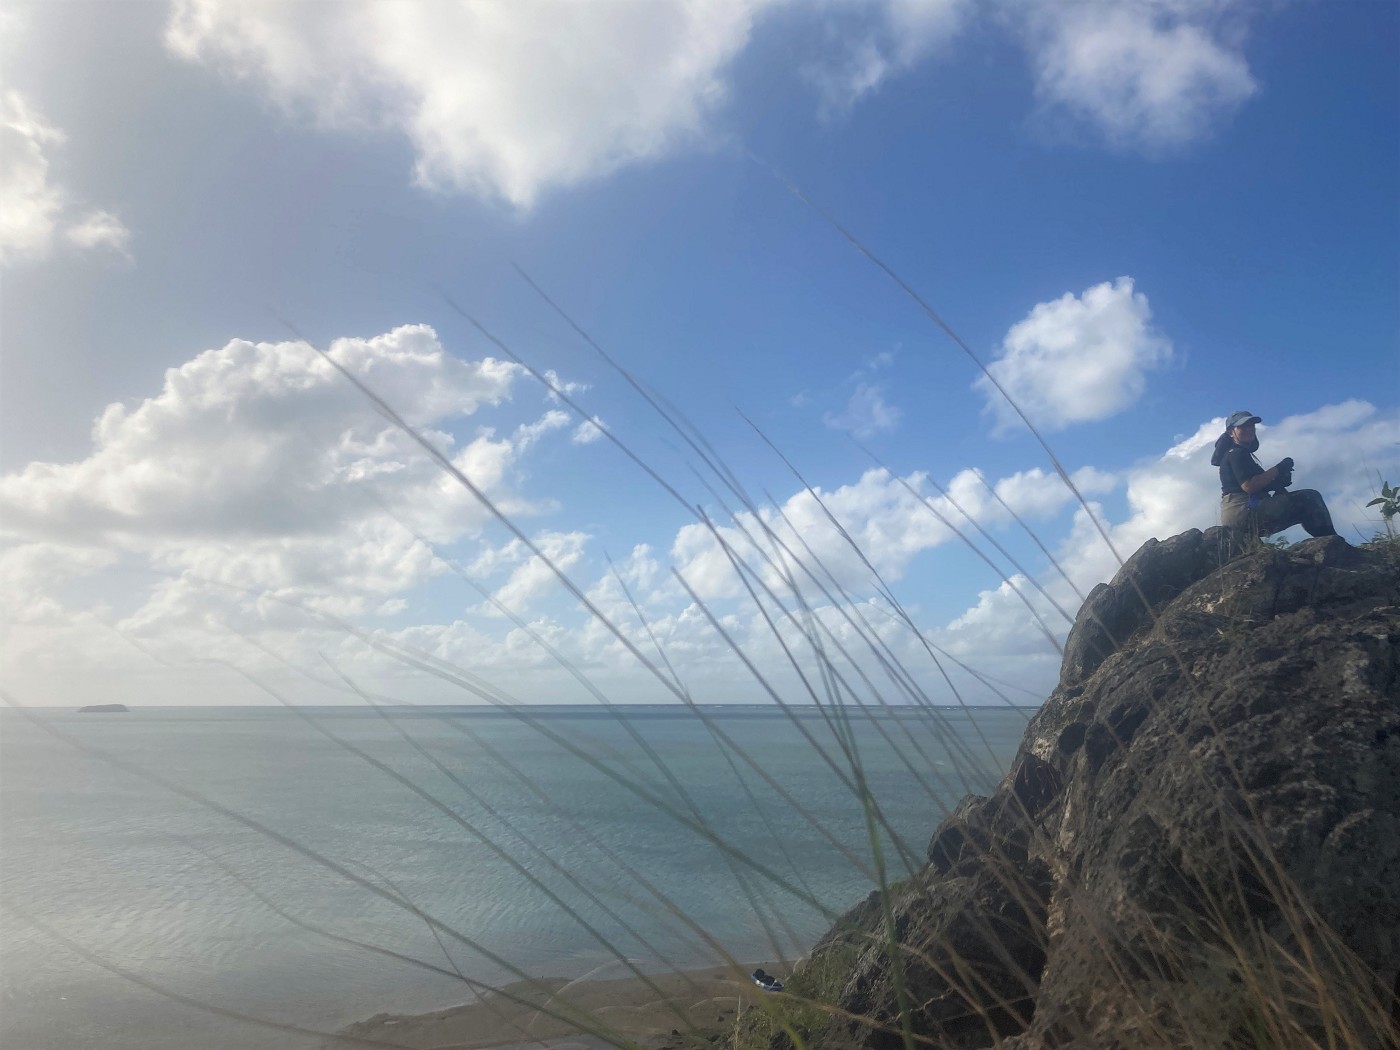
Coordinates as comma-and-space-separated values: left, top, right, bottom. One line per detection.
1365, 479, 1398, 540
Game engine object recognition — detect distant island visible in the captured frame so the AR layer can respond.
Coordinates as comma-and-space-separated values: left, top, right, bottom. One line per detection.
76, 703, 130, 714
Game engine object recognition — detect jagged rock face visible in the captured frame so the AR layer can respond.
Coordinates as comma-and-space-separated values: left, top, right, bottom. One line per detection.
799, 534, 1400, 1050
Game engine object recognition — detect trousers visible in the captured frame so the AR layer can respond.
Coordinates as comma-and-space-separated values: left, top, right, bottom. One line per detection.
1220, 488, 1337, 539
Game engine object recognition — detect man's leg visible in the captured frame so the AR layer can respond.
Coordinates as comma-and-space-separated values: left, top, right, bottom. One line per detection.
1220, 495, 1258, 555
1253, 493, 1292, 537
1292, 489, 1338, 537
1255, 490, 1338, 538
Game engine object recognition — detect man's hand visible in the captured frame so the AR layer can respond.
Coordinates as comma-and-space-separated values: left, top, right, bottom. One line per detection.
1274, 458, 1294, 490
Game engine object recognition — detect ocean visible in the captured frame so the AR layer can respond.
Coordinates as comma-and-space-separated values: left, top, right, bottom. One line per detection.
0, 704, 1030, 1049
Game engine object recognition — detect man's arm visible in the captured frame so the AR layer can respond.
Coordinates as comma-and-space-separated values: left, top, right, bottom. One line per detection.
1241, 466, 1279, 495
1227, 447, 1282, 495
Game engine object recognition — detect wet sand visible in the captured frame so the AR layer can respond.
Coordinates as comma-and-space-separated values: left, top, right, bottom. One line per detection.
334, 962, 783, 1049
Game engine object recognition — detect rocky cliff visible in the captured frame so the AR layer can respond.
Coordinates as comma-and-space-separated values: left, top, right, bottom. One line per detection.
766, 531, 1400, 1050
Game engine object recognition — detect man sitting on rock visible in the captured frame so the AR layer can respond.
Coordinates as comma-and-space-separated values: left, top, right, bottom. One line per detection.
1211, 410, 1338, 542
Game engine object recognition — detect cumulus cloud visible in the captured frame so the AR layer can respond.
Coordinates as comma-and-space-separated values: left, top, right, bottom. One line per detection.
668, 458, 1122, 608
975, 277, 1173, 436
12, 388, 1384, 709
0, 323, 598, 671
0, 325, 524, 546
584, 544, 665, 621
670, 467, 947, 602
1014, 0, 1258, 151
0, 543, 117, 628
159, 0, 1266, 213
0, 323, 623, 702
0, 89, 132, 265
165, 0, 767, 208
941, 574, 1066, 657
991, 465, 1118, 520
483, 530, 590, 616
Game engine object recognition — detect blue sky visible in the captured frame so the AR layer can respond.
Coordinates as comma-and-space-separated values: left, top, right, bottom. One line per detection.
2, 0, 1396, 707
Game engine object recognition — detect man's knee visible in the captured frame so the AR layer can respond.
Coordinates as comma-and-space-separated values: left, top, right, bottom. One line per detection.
1296, 489, 1338, 536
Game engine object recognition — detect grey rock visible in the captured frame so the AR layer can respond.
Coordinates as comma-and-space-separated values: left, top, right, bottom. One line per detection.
791, 536, 1400, 1050
1057, 526, 1235, 692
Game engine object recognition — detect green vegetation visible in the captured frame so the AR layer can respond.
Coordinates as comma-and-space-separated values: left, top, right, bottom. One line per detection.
1365, 479, 1398, 538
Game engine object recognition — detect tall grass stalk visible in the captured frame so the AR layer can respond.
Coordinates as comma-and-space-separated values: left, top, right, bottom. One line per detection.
4, 178, 1393, 1050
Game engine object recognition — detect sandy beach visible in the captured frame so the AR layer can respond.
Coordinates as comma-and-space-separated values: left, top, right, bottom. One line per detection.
333, 962, 783, 1050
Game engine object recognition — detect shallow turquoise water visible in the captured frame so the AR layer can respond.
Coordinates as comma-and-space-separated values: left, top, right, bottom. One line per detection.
0, 703, 1028, 1049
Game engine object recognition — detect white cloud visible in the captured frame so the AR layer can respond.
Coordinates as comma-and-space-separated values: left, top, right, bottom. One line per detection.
824, 382, 902, 440
803, 0, 969, 114
0, 89, 132, 265
1015, 0, 1258, 151
941, 574, 1065, 658
0, 323, 582, 675
543, 369, 590, 403
165, 0, 769, 208
668, 460, 1120, 607
0, 543, 117, 627
485, 530, 590, 616
159, 0, 1267, 217
63, 209, 132, 258
512, 410, 572, 452
991, 465, 1118, 520
975, 277, 1173, 435
0, 325, 524, 547
11, 386, 1386, 708
0, 89, 64, 263
584, 544, 665, 621
0, 323, 619, 701
571, 416, 607, 445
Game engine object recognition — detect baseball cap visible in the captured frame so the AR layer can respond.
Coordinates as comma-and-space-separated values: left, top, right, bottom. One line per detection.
1226, 411, 1262, 429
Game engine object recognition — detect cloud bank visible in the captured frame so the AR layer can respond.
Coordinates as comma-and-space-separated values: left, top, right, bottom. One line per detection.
976, 276, 1173, 435
1, 325, 522, 548
3, 330, 1390, 709
0, 324, 572, 678
163, 0, 1267, 208
165, 0, 765, 208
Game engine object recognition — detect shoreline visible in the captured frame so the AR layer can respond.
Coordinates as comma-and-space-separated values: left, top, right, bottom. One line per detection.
333, 962, 783, 1050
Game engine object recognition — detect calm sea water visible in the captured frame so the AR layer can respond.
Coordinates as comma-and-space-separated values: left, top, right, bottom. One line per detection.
0, 704, 1029, 1050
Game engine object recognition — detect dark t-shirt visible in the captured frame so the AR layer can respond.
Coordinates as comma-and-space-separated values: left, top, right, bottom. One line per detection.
1220, 446, 1263, 495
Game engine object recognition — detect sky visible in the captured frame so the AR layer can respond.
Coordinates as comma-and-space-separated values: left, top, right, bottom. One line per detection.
1, 0, 1396, 709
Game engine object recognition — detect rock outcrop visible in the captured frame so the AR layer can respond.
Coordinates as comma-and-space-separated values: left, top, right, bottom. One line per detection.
780, 532, 1400, 1050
